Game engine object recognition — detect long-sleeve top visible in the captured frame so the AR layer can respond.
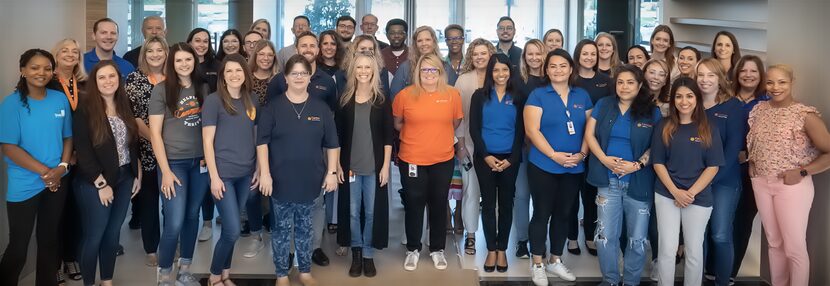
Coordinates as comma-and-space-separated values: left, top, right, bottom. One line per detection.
72, 107, 139, 186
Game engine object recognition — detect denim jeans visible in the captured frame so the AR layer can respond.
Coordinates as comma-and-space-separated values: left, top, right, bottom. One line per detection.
594, 178, 650, 286
75, 166, 134, 285
157, 157, 210, 272
210, 175, 252, 275
350, 174, 376, 257
271, 199, 314, 277
705, 183, 741, 286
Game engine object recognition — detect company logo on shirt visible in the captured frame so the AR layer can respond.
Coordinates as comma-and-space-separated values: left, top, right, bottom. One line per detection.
714, 112, 728, 119
307, 116, 321, 122
314, 85, 328, 91
636, 122, 653, 128
689, 136, 703, 143
174, 95, 202, 127
54, 109, 65, 118
595, 83, 608, 88
435, 99, 449, 103
573, 104, 586, 109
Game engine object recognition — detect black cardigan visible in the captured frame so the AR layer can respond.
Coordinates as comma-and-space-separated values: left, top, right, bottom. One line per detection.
72, 107, 139, 186
468, 87, 526, 164
334, 95, 394, 249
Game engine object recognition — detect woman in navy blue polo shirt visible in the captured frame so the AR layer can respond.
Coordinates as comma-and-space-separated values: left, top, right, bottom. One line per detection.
469, 54, 524, 272
524, 49, 591, 285
585, 64, 661, 286
256, 54, 339, 286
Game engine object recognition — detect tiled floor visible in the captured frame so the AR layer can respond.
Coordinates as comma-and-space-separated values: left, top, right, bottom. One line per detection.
23, 164, 763, 285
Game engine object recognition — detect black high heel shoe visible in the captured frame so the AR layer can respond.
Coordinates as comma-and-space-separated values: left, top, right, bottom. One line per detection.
495, 251, 508, 272
483, 252, 496, 273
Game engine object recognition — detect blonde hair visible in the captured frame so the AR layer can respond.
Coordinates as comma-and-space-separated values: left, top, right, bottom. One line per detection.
343, 35, 386, 72
696, 58, 734, 104
50, 38, 87, 81
520, 39, 547, 82
767, 64, 794, 81
595, 32, 621, 74
340, 54, 385, 107
249, 19, 271, 39
460, 38, 496, 74
411, 54, 448, 97
408, 26, 443, 77
248, 40, 279, 77
137, 36, 169, 75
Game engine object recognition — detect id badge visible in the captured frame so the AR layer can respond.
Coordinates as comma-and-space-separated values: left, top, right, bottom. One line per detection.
199, 160, 208, 174
566, 121, 576, 135
408, 163, 418, 178
349, 170, 356, 183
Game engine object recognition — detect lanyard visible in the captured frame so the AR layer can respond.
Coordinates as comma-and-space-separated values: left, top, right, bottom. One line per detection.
148, 73, 165, 85
58, 76, 78, 110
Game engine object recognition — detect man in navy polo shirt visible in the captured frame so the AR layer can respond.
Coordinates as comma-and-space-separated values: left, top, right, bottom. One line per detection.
266, 31, 337, 110
84, 18, 135, 77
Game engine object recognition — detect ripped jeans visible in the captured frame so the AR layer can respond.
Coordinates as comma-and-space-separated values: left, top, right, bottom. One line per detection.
595, 178, 651, 286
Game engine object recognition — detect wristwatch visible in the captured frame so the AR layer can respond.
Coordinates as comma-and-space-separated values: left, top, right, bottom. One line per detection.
58, 162, 70, 174
95, 178, 108, 189
799, 167, 808, 177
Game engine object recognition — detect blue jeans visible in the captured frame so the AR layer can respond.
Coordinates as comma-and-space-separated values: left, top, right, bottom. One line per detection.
157, 158, 210, 272
210, 175, 252, 275
271, 199, 314, 277
705, 183, 741, 286
349, 174, 376, 258
75, 166, 134, 285
595, 178, 651, 286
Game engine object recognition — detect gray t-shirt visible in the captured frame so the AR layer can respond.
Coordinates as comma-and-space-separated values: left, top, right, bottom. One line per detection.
149, 84, 205, 160
350, 101, 374, 175
201, 92, 257, 178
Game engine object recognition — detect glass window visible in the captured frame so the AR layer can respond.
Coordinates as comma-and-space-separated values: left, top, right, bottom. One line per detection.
464, 0, 541, 55
281, 0, 356, 49
198, 0, 229, 51
253, 0, 277, 42
369, 0, 405, 45
582, 0, 598, 40
415, 0, 451, 56
637, 0, 661, 46
130, 0, 166, 50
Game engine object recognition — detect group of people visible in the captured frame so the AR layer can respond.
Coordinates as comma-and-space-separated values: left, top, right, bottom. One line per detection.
0, 11, 827, 286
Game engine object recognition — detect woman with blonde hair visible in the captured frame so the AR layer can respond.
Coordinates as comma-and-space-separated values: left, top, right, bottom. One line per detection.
394, 53, 463, 271
389, 26, 458, 99
334, 53, 393, 277
453, 38, 497, 254
595, 32, 621, 75
341, 34, 391, 95
249, 18, 271, 40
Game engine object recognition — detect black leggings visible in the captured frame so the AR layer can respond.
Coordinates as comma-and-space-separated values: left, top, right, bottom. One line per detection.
137, 168, 161, 254
567, 176, 598, 242
59, 171, 81, 263
0, 188, 67, 286
527, 163, 582, 257
475, 154, 519, 251
399, 159, 454, 252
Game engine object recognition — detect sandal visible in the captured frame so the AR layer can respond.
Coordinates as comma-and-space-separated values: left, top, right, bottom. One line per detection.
464, 236, 476, 255
335, 246, 348, 256
65, 261, 82, 281
222, 277, 237, 286
327, 223, 338, 234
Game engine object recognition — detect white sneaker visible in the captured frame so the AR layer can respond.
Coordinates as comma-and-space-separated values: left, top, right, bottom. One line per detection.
404, 250, 420, 271
545, 259, 576, 281
197, 223, 212, 242
650, 259, 659, 281
242, 235, 265, 258
430, 250, 448, 270
530, 263, 549, 286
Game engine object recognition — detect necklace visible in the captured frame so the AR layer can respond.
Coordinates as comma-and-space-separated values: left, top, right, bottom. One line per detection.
289, 97, 308, 119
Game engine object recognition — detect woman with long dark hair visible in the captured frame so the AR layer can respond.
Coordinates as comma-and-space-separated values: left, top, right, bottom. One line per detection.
216, 29, 245, 62
0, 49, 73, 286
585, 64, 661, 286
711, 31, 742, 78
149, 43, 209, 286
652, 76, 724, 286
72, 60, 140, 286
469, 54, 524, 272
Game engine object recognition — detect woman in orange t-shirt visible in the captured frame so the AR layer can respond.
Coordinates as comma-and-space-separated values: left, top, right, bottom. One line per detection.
393, 53, 463, 272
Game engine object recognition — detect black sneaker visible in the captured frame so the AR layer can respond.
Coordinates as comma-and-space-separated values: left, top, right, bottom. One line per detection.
240, 220, 251, 237
116, 244, 124, 256
515, 240, 529, 258
312, 248, 330, 266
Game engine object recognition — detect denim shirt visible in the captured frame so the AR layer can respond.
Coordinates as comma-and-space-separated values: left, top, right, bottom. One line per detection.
587, 96, 660, 202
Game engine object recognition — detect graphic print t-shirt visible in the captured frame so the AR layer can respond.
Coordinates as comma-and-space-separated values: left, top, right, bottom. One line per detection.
149, 83, 205, 159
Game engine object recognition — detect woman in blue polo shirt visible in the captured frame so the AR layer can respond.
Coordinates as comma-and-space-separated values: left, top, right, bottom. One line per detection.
0, 49, 73, 286
697, 58, 746, 285
585, 64, 661, 286
256, 54, 339, 286
524, 49, 591, 285
469, 54, 524, 272
652, 76, 724, 286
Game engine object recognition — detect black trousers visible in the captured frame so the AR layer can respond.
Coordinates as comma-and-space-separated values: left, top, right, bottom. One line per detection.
399, 159, 454, 252
475, 153, 519, 251
527, 163, 582, 257
59, 171, 81, 263
0, 188, 67, 286
137, 168, 161, 254
568, 175, 598, 242
731, 164, 756, 277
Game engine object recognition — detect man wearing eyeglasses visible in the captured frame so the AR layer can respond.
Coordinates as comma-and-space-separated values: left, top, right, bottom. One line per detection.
336, 15, 356, 45
278, 15, 312, 70
444, 24, 465, 75
361, 14, 389, 49
496, 16, 522, 69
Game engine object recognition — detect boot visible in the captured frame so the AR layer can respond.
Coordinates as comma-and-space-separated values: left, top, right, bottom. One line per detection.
348, 247, 362, 277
